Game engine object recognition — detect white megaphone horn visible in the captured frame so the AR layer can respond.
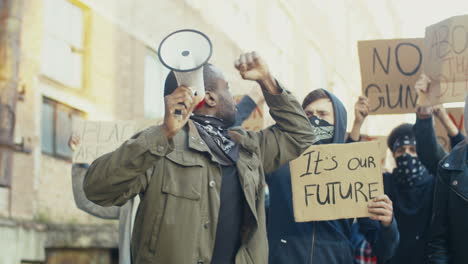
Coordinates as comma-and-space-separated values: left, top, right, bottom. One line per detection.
158, 29, 213, 117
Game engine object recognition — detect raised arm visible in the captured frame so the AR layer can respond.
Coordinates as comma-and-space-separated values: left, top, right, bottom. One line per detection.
348, 96, 370, 143
433, 105, 465, 148
233, 52, 316, 174
413, 74, 447, 175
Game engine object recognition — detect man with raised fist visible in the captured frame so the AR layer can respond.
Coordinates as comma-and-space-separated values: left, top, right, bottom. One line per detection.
83, 52, 316, 264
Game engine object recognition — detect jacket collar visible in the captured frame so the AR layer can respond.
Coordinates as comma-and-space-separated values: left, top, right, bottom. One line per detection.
440, 140, 467, 171
187, 121, 212, 154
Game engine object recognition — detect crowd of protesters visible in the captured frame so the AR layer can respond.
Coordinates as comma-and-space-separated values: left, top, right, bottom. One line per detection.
69, 51, 468, 264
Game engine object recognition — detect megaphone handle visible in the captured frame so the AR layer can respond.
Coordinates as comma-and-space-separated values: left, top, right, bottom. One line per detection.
174, 102, 186, 120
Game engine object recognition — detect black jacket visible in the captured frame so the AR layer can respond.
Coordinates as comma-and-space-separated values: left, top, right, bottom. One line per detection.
427, 140, 468, 264
266, 89, 399, 264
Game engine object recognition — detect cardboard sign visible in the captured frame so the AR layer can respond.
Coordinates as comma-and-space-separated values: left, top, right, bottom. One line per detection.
72, 119, 160, 164
358, 39, 424, 114
235, 95, 264, 131
289, 141, 384, 222
424, 15, 468, 105
434, 108, 465, 151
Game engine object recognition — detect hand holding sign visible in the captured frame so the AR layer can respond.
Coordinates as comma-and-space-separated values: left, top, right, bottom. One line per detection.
290, 141, 384, 222
368, 194, 394, 227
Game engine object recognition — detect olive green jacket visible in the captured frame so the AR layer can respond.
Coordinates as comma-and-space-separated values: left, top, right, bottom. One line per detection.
83, 86, 316, 264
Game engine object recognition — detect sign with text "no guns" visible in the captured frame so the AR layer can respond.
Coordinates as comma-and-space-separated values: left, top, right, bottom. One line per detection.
424, 15, 468, 105
290, 141, 384, 222
358, 39, 424, 114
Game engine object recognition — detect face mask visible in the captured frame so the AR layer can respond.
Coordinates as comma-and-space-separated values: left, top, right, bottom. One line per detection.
309, 116, 334, 144
394, 153, 427, 187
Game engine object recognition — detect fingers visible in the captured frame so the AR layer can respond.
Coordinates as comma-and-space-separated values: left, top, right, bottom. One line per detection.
235, 52, 261, 72
165, 86, 194, 110
368, 200, 393, 211
372, 194, 392, 205
368, 207, 392, 216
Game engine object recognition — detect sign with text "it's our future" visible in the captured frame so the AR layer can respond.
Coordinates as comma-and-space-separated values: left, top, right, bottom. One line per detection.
289, 141, 384, 222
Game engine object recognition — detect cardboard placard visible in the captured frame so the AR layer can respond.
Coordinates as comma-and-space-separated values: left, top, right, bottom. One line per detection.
72, 119, 161, 164
235, 95, 264, 131
358, 39, 424, 114
289, 141, 384, 222
424, 15, 468, 105
434, 108, 465, 151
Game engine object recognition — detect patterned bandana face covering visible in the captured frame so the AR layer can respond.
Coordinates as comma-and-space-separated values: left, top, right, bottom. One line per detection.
308, 116, 334, 145
393, 153, 427, 187
190, 115, 236, 153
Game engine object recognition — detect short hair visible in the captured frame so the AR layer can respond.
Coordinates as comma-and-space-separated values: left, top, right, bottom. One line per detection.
302, 89, 330, 109
164, 64, 219, 96
387, 123, 414, 151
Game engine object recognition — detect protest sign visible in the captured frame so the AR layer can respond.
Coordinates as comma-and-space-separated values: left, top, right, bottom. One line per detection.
234, 95, 264, 131
72, 119, 160, 164
424, 15, 468, 105
358, 39, 424, 114
434, 107, 465, 151
289, 141, 384, 222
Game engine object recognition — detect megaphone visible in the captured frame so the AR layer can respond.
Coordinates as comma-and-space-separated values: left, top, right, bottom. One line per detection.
158, 29, 213, 117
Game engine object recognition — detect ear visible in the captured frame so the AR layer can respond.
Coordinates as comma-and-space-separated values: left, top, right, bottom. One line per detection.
204, 91, 218, 108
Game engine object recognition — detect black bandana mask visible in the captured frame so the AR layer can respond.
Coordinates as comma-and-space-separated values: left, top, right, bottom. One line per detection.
393, 153, 428, 187
190, 115, 236, 153
309, 116, 334, 145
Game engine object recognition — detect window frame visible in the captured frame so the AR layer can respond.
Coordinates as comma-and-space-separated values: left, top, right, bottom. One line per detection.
41, 97, 85, 161
40, 0, 91, 91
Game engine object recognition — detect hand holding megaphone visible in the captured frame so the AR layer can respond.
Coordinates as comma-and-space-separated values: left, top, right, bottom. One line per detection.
162, 85, 196, 139
158, 29, 213, 118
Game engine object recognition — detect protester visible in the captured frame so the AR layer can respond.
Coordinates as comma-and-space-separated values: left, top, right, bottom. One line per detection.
266, 88, 399, 264
68, 88, 261, 264
425, 98, 468, 262
349, 74, 464, 264
83, 52, 317, 264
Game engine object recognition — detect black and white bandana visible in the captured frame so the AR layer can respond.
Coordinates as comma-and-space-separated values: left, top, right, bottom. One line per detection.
393, 153, 429, 187
309, 116, 334, 145
190, 115, 236, 153
392, 135, 416, 153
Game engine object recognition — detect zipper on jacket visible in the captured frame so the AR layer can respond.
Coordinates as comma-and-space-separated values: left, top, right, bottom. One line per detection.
309, 223, 316, 264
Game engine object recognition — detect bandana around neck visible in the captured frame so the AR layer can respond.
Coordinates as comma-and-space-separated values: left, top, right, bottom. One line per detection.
190, 115, 236, 153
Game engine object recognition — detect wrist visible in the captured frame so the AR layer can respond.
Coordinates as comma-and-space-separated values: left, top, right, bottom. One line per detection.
353, 119, 364, 127
162, 124, 176, 139
257, 74, 280, 95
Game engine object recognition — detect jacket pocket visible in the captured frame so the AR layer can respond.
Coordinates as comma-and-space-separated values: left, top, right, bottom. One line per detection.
162, 151, 204, 200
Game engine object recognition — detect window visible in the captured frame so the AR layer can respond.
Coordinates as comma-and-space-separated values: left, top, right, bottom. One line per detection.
41, 97, 84, 159
143, 49, 169, 119
41, 0, 87, 88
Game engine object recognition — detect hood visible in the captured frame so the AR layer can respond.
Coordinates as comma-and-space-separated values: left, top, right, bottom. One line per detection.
320, 89, 347, 144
